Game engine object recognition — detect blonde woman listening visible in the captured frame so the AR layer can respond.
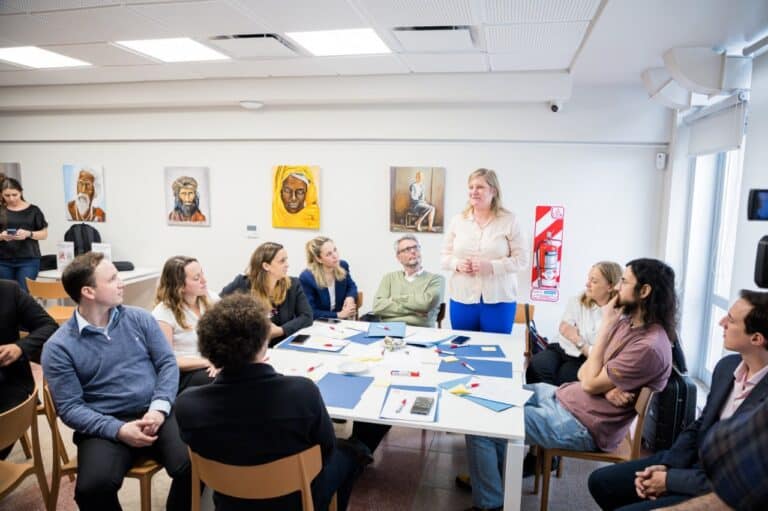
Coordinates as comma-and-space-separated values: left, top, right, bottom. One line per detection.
300, 236, 358, 320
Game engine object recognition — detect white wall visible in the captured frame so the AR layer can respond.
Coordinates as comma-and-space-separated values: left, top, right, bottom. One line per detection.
0, 84, 671, 336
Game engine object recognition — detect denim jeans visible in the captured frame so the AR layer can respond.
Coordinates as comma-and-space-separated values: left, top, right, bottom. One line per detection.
0, 257, 40, 293
465, 383, 596, 508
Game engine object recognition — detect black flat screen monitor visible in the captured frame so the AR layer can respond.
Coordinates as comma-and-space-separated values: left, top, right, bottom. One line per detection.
748, 189, 768, 220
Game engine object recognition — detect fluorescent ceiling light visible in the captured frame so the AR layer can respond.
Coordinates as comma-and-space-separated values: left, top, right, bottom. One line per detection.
286, 28, 390, 56
114, 38, 229, 63
0, 46, 91, 68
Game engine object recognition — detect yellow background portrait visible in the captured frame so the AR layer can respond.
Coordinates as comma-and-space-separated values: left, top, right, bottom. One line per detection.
272, 165, 320, 229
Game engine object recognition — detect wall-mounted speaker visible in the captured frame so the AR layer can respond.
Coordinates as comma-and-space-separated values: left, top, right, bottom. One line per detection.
757, 235, 768, 289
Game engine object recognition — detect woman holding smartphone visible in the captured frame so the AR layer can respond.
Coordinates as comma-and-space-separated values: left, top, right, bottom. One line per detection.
0, 178, 48, 293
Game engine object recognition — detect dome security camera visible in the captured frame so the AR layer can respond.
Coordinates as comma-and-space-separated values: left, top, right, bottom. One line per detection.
549, 101, 562, 113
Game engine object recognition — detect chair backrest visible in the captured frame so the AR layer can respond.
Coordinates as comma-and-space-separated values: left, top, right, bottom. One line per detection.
189, 445, 323, 511
0, 391, 37, 451
436, 302, 446, 328
42, 384, 73, 476
25, 278, 69, 301
514, 303, 534, 358
629, 387, 655, 459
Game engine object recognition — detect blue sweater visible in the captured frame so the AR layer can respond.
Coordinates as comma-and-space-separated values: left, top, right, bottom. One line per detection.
41, 305, 178, 440
299, 260, 358, 319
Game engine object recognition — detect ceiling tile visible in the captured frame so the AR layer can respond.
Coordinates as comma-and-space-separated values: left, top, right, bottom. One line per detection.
485, 21, 588, 55
394, 27, 476, 52
489, 50, 573, 71
400, 52, 487, 73
0, 61, 24, 71
42, 42, 157, 65
190, 59, 271, 78
357, 0, 479, 27
232, 0, 366, 31
0, 13, 57, 45
484, 0, 601, 23
0, 62, 203, 86
256, 57, 338, 77
0, 1, 29, 15
128, 0, 264, 37
30, 0, 121, 12
209, 35, 297, 58
324, 54, 409, 75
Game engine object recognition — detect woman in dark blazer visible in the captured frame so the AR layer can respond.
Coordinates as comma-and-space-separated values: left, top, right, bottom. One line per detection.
299, 236, 358, 320
221, 242, 312, 347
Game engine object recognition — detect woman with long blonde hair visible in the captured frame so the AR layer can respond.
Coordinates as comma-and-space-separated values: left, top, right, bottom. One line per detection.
152, 255, 219, 392
221, 241, 312, 346
300, 236, 358, 319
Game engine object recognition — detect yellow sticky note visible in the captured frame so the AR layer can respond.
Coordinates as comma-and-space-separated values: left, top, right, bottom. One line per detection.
481, 346, 497, 352
355, 356, 383, 362
448, 384, 471, 395
442, 355, 459, 363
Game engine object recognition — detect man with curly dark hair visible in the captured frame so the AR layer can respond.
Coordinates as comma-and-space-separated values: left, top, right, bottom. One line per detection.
463, 258, 676, 511
175, 293, 366, 510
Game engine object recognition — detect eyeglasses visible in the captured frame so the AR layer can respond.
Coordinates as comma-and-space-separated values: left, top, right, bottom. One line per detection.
397, 245, 421, 255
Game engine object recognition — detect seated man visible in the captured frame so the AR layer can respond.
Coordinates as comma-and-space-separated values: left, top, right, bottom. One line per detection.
41, 253, 190, 511
175, 293, 367, 511
0, 279, 58, 459
371, 234, 445, 327
589, 289, 768, 511
463, 258, 676, 511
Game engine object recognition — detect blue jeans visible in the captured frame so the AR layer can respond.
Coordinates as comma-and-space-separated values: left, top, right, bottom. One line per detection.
0, 258, 40, 293
450, 298, 516, 334
465, 383, 596, 508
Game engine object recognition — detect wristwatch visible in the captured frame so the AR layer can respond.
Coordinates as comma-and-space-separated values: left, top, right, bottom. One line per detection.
575, 340, 586, 350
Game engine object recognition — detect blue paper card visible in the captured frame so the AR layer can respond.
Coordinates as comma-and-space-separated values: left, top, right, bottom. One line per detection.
405, 335, 454, 347
438, 377, 514, 412
316, 373, 374, 409
367, 322, 406, 338
440, 345, 506, 358
345, 332, 383, 345
438, 358, 513, 378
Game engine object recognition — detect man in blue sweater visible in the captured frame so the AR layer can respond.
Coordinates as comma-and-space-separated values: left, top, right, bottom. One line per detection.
42, 252, 190, 511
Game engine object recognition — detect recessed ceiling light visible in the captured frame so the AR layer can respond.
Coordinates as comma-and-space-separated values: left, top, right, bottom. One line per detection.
239, 101, 264, 110
285, 28, 390, 57
114, 38, 229, 63
0, 46, 91, 69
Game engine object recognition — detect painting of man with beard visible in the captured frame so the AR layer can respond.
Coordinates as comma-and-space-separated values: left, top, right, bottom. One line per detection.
64, 166, 106, 222
165, 167, 211, 226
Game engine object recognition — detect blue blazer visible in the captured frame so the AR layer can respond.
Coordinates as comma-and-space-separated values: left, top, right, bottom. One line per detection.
658, 354, 768, 495
299, 260, 358, 319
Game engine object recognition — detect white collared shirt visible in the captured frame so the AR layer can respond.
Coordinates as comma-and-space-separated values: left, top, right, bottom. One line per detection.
404, 268, 425, 283
440, 210, 528, 304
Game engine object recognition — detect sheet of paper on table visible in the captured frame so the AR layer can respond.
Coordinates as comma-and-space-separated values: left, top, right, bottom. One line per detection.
380, 386, 439, 422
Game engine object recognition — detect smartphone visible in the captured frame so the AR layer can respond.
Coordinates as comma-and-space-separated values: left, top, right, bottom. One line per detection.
410, 396, 435, 415
290, 334, 310, 345
315, 317, 341, 323
6, 228, 17, 235
452, 335, 471, 345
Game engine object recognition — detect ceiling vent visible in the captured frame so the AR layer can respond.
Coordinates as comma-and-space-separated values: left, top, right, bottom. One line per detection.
209, 34, 299, 59
392, 26, 476, 52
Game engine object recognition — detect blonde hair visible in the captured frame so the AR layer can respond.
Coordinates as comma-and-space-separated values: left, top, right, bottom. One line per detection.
581, 261, 623, 307
247, 242, 290, 307
462, 168, 506, 217
155, 256, 211, 330
305, 236, 346, 289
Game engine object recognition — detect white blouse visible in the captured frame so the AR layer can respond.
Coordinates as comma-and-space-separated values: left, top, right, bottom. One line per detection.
151, 291, 219, 358
440, 210, 528, 304
553, 295, 604, 358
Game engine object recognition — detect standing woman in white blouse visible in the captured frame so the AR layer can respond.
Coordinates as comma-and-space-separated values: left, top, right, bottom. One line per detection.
441, 168, 528, 333
152, 255, 219, 393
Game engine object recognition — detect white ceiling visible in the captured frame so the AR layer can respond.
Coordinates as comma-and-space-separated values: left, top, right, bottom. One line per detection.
0, 0, 765, 89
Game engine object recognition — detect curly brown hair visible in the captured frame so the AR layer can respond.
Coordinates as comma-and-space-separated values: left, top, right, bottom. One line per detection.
196, 293, 270, 371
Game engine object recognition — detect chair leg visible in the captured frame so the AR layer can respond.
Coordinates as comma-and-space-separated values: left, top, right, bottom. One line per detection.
139, 475, 152, 511
532, 445, 541, 495
20, 432, 33, 459
539, 451, 553, 511
556, 456, 563, 478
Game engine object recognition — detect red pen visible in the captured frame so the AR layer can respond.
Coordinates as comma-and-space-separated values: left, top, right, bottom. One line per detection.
324, 343, 334, 347
461, 362, 476, 372
390, 370, 420, 377
469, 382, 480, 388
307, 363, 324, 372
450, 344, 471, 349
436, 348, 455, 355
396, 398, 407, 413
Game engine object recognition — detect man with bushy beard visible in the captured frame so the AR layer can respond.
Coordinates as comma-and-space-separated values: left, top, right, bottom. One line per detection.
66, 169, 105, 222
168, 176, 206, 223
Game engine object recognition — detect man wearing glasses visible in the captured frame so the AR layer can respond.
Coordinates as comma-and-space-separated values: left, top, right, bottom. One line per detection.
371, 234, 444, 327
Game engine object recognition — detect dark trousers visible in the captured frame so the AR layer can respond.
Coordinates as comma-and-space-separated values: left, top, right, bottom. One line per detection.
588, 453, 692, 510
526, 343, 585, 386
73, 412, 191, 511
351, 421, 391, 453
178, 368, 214, 395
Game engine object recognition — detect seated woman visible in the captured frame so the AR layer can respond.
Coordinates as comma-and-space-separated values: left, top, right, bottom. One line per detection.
300, 236, 358, 320
175, 293, 367, 511
152, 256, 219, 393
409, 170, 436, 232
221, 241, 312, 347
525, 261, 622, 386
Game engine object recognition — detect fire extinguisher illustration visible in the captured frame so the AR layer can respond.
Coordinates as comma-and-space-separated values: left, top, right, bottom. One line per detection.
536, 232, 561, 288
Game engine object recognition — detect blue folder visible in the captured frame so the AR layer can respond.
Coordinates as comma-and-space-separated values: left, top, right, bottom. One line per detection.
438, 376, 514, 412
316, 373, 374, 409
274, 335, 347, 353
345, 332, 384, 345
405, 335, 455, 347
380, 385, 440, 421
439, 345, 506, 358
438, 358, 513, 378
367, 322, 406, 338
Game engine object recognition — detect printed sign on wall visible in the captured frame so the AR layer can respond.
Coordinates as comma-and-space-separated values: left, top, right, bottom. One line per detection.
530, 205, 565, 303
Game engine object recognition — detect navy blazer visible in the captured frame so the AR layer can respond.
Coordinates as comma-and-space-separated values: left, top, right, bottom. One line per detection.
658, 354, 768, 495
298, 260, 358, 319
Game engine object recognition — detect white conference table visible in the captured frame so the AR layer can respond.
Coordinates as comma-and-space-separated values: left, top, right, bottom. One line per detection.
37, 267, 160, 310
267, 320, 528, 511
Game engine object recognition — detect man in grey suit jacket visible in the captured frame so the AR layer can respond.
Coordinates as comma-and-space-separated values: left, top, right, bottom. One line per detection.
588, 289, 768, 510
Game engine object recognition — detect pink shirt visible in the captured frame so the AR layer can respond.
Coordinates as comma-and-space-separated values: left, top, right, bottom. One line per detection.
556, 318, 672, 451
719, 361, 768, 420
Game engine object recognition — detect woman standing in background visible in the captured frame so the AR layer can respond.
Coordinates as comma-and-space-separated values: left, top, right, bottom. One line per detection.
441, 168, 527, 333
0, 178, 48, 293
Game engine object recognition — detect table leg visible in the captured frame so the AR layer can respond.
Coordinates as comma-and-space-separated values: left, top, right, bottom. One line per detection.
503, 439, 524, 511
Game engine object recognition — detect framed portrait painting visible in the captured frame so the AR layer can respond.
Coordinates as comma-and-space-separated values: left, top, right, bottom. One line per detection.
63, 164, 107, 223
272, 165, 320, 230
164, 166, 211, 226
389, 166, 445, 233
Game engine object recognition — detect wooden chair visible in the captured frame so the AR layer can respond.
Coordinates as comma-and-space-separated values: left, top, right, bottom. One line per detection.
189, 444, 336, 511
42, 384, 163, 511
354, 291, 363, 320
25, 278, 75, 325
0, 389, 49, 508
536, 387, 655, 511
515, 303, 535, 360
436, 302, 446, 328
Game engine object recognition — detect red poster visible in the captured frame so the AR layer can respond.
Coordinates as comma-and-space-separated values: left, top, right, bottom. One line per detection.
530, 205, 565, 302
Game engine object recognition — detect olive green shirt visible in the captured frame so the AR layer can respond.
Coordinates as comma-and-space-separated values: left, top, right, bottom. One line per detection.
372, 270, 445, 327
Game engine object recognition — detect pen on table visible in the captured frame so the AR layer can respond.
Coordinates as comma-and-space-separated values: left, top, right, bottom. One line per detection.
390, 370, 420, 377
396, 398, 407, 413
435, 348, 455, 355
469, 382, 480, 388
461, 361, 476, 372
307, 362, 324, 372
450, 344, 472, 349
